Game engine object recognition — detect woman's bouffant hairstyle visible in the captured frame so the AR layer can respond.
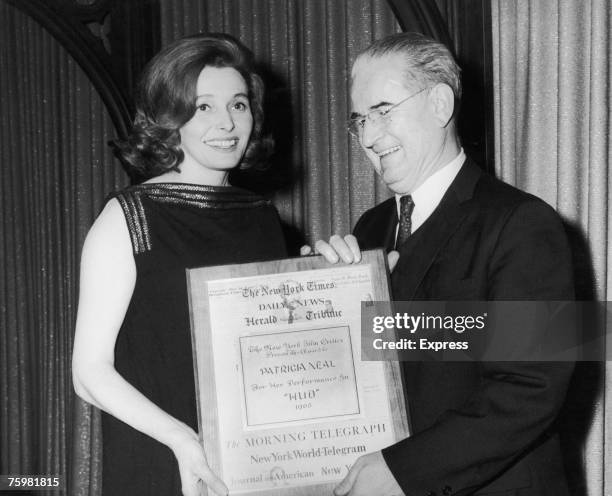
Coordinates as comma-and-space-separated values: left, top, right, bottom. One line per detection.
112, 33, 270, 179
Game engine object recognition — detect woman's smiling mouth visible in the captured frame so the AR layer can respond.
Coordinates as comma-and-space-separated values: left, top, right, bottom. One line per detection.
202, 138, 239, 150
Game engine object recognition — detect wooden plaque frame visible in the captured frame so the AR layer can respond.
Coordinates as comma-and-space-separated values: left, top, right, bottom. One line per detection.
186, 249, 409, 495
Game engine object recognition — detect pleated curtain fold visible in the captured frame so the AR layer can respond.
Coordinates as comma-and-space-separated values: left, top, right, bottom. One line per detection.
0, 2, 399, 495
491, 1, 612, 495
9, 2, 609, 495
0, 3, 126, 493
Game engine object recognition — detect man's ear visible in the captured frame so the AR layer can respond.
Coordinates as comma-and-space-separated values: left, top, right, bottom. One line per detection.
428, 83, 455, 128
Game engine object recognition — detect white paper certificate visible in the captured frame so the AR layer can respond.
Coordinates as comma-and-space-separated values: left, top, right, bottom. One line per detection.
198, 264, 396, 493
239, 325, 360, 426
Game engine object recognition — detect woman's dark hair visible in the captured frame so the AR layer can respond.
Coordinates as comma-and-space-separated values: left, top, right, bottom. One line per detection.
113, 33, 270, 179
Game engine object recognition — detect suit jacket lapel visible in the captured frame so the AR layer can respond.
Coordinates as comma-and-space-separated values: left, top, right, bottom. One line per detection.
392, 159, 482, 300
383, 201, 399, 251
356, 197, 398, 251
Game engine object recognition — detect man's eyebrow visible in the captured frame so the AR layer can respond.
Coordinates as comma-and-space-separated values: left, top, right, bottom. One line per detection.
350, 101, 394, 119
370, 101, 394, 110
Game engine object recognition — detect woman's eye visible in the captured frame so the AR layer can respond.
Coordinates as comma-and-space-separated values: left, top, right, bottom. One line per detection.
197, 103, 211, 112
232, 101, 249, 112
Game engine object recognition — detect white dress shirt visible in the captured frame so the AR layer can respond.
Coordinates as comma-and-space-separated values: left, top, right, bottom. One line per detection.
395, 148, 466, 240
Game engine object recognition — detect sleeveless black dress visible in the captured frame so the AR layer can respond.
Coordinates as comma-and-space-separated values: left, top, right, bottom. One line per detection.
101, 183, 287, 495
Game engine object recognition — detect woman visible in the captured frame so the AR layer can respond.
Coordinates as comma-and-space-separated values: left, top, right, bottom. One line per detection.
72, 33, 286, 496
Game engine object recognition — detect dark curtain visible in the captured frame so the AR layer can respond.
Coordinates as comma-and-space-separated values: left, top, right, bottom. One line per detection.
2, 0, 491, 493
0, 0, 498, 495
0, 2, 127, 493
0, 2, 401, 495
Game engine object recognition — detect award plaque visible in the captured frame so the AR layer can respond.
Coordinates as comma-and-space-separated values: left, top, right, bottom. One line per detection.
186, 249, 409, 495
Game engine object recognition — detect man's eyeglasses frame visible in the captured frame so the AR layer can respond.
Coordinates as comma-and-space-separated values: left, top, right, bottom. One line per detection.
347, 87, 430, 137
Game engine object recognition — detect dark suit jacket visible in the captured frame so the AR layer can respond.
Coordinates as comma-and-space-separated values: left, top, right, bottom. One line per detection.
354, 159, 574, 496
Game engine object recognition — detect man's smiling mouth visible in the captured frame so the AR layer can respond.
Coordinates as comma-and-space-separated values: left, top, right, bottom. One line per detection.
376, 145, 402, 158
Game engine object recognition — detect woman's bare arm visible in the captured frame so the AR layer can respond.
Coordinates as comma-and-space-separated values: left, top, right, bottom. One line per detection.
72, 199, 227, 496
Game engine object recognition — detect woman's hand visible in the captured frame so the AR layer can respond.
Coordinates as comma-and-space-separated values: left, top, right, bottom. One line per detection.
169, 425, 228, 496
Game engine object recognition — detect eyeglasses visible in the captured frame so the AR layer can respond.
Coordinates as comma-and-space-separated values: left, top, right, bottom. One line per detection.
347, 87, 429, 137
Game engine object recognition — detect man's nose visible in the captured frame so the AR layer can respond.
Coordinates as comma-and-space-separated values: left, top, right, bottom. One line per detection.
215, 109, 235, 131
360, 118, 383, 148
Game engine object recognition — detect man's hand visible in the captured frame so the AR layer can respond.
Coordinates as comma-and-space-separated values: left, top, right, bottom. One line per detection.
334, 451, 404, 496
300, 234, 399, 272
300, 234, 361, 263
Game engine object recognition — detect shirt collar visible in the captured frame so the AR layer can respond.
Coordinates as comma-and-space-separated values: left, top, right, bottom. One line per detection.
395, 148, 466, 233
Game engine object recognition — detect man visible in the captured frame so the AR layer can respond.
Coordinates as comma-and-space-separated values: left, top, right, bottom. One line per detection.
317, 33, 574, 496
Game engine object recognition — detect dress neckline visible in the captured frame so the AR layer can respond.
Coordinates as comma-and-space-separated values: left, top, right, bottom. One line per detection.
122, 181, 269, 207
137, 181, 237, 190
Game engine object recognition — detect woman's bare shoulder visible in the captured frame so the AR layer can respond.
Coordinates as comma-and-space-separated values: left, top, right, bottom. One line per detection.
81, 198, 133, 269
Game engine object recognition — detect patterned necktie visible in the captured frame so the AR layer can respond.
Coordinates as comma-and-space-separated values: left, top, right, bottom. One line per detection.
395, 195, 414, 249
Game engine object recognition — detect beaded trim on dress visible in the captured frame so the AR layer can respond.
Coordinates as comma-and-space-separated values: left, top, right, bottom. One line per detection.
111, 183, 271, 254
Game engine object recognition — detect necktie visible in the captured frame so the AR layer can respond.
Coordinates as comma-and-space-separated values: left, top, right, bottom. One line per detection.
395, 195, 414, 249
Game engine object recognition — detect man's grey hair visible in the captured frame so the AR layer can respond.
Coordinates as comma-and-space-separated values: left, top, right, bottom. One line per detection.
354, 32, 462, 102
